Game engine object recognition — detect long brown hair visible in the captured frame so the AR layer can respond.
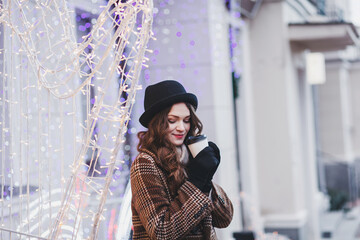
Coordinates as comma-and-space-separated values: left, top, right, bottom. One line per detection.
137, 103, 203, 195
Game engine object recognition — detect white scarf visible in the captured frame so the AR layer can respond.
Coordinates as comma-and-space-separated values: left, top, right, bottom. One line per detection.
177, 144, 190, 165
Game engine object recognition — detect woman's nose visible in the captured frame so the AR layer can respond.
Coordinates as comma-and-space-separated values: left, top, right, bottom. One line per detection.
176, 121, 185, 131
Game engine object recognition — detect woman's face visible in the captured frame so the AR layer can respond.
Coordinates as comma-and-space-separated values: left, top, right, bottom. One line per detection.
167, 102, 191, 146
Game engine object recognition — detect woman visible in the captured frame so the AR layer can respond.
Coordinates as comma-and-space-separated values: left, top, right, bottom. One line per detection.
131, 80, 233, 239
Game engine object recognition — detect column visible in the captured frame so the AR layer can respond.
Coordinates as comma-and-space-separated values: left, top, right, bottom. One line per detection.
248, 1, 308, 239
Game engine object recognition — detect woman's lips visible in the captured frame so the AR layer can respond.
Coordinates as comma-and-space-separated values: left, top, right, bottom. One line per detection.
173, 134, 184, 139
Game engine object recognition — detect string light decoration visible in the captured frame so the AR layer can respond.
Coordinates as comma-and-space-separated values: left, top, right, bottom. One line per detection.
0, 0, 153, 239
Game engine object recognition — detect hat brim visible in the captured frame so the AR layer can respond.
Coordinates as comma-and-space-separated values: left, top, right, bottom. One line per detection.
139, 93, 197, 128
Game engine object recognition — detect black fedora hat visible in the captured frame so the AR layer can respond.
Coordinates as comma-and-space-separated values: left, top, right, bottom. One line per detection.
139, 80, 198, 128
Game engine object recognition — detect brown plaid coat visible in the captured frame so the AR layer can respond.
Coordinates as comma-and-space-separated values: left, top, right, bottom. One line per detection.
130, 149, 233, 240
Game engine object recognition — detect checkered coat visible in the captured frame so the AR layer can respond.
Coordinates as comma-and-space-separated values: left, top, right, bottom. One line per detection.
130, 149, 233, 240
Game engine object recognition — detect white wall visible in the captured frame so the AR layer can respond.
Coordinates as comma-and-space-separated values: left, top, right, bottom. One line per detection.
248, 0, 305, 214
243, 1, 322, 239
318, 61, 354, 162
349, 61, 360, 159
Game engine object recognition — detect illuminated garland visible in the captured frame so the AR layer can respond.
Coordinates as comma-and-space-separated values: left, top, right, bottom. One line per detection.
0, 0, 153, 239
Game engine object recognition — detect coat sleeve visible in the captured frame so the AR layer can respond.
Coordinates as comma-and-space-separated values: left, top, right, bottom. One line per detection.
210, 183, 234, 228
131, 154, 214, 240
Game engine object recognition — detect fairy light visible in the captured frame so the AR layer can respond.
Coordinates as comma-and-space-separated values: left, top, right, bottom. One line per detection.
0, 0, 153, 239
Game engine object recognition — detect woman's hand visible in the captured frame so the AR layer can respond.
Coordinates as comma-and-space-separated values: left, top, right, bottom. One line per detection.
186, 141, 221, 192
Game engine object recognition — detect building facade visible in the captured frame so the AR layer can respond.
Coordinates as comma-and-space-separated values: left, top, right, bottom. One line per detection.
134, 0, 360, 239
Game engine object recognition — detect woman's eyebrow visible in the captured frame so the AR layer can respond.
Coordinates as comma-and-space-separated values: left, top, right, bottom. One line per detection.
168, 114, 190, 118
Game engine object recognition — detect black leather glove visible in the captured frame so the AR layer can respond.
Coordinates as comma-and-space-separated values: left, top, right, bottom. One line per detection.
186, 141, 221, 192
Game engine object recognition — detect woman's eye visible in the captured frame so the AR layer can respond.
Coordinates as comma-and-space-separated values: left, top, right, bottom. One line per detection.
184, 119, 190, 123
168, 119, 175, 124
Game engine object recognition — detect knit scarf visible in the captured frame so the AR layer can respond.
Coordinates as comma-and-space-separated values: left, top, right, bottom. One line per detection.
177, 144, 189, 165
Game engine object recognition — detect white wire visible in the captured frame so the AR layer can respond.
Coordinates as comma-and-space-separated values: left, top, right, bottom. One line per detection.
0, 0, 154, 239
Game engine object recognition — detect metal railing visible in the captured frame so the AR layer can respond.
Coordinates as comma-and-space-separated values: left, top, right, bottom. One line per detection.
307, 0, 344, 22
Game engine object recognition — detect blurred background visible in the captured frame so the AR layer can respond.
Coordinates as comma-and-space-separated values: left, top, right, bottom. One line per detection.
1, 0, 360, 239
136, 0, 360, 239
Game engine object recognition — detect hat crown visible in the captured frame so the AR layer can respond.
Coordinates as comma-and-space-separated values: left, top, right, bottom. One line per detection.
139, 80, 198, 128
144, 80, 187, 111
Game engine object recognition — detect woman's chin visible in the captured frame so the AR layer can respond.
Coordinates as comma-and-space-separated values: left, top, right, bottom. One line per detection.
170, 138, 185, 146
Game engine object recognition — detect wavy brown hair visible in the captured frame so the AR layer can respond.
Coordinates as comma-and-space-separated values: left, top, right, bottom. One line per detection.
137, 103, 203, 196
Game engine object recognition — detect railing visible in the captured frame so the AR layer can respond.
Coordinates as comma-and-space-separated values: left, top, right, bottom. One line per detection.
325, 4, 344, 22
307, 0, 344, 22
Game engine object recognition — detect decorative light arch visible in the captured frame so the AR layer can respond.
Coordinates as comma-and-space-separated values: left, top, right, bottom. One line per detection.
0, 0, 153, 239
